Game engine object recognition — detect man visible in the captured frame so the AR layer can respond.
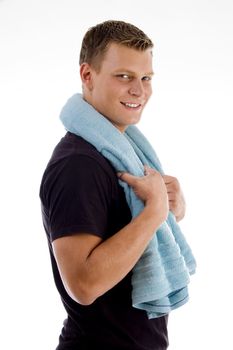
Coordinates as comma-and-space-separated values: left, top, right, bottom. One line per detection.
40, 20, 186, 350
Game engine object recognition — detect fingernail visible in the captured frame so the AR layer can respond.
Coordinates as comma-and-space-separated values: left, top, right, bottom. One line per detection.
117, 172, 124, 179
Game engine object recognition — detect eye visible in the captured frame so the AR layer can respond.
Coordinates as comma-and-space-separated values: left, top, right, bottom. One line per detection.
116, 74, 131, 80
142, 76, 152, 81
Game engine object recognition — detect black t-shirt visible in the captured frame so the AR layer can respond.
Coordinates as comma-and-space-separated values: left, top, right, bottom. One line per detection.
40, 132, 169, 350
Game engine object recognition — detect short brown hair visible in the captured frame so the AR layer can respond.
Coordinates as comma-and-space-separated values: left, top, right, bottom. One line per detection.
79, 20, 153, 71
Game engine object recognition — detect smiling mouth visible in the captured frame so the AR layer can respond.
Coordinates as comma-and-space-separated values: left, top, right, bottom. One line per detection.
121, 102, 142, 108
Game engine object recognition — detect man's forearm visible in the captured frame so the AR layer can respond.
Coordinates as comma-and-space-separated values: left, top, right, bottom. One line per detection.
81, 202, 164, 303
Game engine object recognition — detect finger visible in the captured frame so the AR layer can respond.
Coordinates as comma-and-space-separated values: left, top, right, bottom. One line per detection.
163, 177, 180, 193
144, 165, 150, 176
117, 172, 126, 180
167, 192, 177, 201
168, 199, 179, 214
144, 165, 157, 176
117, 172, 138, 186
162, 175, 174, 184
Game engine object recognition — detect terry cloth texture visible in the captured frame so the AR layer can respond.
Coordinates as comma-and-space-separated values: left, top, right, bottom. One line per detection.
59, 93, 196, 318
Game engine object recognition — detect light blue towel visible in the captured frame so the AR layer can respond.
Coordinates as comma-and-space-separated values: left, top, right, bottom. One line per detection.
59, 93, 196, 318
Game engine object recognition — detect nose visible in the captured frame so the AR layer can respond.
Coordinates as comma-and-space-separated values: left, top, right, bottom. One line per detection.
128, 79, 144, 97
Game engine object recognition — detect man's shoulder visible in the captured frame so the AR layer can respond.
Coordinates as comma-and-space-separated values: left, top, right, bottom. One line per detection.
39, 132, 120, 209
45, 132, 115, 178
53, 131, 99, 159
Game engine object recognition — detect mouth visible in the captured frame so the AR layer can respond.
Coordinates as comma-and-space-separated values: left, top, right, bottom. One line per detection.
120, 102, 142, 109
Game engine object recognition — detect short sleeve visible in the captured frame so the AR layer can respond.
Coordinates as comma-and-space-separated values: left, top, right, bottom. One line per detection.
45, 154, 112, 241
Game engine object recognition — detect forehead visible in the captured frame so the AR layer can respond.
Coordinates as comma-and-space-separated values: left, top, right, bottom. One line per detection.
100, 43, 153, 73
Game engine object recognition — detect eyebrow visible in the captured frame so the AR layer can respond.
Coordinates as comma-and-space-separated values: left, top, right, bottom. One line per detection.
115, 69, 154, 76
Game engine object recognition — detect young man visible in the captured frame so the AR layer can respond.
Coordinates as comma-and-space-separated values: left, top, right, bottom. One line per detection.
40, 20, 186, 349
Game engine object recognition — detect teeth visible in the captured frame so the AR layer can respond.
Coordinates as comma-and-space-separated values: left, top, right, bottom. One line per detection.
124, 103, 140, 108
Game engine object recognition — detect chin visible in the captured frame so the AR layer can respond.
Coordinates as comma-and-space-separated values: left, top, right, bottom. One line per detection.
129, 115, 142, 125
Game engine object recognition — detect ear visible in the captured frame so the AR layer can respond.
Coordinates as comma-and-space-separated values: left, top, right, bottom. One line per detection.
80, 63, 94, 91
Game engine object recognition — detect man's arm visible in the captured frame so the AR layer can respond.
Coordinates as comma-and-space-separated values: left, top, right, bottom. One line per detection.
52, 167, 169, 305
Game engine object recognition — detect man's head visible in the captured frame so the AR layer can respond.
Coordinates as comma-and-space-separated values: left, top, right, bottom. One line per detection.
79, 20, 154, 132
79, 20, 153, 72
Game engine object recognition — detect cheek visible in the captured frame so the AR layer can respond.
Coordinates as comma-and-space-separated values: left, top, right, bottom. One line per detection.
106, 87, 122, 101
147, 85, 153, 96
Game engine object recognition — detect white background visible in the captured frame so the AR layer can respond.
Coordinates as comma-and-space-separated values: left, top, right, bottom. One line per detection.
0, 0, 233, 349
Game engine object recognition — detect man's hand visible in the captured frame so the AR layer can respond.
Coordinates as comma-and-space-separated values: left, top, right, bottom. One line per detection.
162, 175, 186, 222
118, 166, 185, 222
118, 166, 169, 224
